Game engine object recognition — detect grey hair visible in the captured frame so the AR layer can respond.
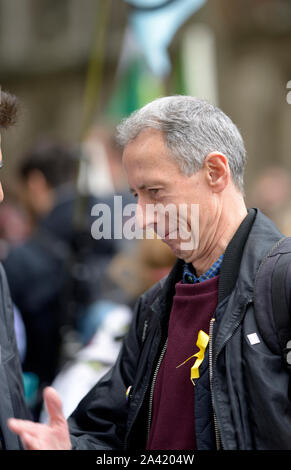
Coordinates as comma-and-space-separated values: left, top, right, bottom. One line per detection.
116, 95, 246, 193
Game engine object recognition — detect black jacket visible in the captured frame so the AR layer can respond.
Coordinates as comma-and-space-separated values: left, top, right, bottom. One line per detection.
0, 264, 30, 449
68, 209, 291, 450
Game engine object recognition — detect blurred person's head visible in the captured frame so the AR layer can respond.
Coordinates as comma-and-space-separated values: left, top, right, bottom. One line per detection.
248, 166, 291, 215
18, 141, 78, 220
118, 95, 247, 268
0, 90, 19, 204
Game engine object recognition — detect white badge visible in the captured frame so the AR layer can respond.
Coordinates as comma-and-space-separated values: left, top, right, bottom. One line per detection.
247, 333, 260, 345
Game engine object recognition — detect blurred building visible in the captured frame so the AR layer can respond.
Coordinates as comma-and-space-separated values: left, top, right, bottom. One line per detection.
167, 0, 291, 191
210, 0, 291, 189
0, 0, 127, 192
0, 0, 291, 204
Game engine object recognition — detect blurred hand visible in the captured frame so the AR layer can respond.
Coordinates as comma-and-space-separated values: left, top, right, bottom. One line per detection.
7, 387, 72, 450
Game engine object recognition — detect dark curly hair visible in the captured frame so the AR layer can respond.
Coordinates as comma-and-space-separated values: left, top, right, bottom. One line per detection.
0, 90, 18, 129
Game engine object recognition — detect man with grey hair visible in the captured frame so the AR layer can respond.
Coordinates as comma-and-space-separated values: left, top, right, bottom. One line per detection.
8, 95, 291, 450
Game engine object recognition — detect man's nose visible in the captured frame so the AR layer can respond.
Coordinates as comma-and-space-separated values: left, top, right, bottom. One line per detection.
135, 200, 157, 232
135, 201, 147, 231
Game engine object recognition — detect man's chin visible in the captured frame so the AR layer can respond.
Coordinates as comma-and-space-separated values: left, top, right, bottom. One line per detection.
162, 237, 194, 261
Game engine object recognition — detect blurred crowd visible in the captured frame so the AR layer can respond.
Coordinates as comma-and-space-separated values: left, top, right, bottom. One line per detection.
2, 122, 291, 422
0, 126, 176, 420
247, 166, 291, 237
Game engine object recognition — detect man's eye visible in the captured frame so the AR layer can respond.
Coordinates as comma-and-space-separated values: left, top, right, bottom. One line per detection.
149, 188, 160, 195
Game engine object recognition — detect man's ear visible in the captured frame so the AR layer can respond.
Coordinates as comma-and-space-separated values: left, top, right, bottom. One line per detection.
204, 152, 230, 193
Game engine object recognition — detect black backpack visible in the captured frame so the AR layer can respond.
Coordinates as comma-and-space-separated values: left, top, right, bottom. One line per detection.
254, 236, 291, 373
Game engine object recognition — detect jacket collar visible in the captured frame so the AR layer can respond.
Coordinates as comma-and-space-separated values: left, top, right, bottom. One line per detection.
218, 208, 256, 303
234, 208, 284, 298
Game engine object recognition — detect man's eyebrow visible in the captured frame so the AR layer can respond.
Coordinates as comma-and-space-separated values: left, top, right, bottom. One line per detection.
129, 184, 146, 193
129, 181, 166, 193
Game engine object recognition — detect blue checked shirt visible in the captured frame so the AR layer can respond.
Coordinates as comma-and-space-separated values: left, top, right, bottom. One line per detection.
182, 254, 224, 284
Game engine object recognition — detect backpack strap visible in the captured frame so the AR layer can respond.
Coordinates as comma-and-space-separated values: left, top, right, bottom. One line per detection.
271, 250, 291, 356
254, 237, 291, 364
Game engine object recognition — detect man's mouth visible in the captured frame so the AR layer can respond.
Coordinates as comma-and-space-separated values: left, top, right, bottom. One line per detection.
162, 231, 177, 241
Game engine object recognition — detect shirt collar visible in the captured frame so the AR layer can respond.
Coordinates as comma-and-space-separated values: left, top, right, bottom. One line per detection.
182, 254, 224, 284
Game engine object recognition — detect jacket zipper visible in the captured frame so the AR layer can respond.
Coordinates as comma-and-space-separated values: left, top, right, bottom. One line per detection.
147, 338, 168, 440
209, 299, 253, 450
209, 317, 221, 450
124, 326, 162, 450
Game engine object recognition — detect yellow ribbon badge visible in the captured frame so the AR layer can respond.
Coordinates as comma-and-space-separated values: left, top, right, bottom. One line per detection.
176, 330, 209, 384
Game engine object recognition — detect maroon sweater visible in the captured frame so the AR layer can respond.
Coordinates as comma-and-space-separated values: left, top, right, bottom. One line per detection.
146, 275, 219, 450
